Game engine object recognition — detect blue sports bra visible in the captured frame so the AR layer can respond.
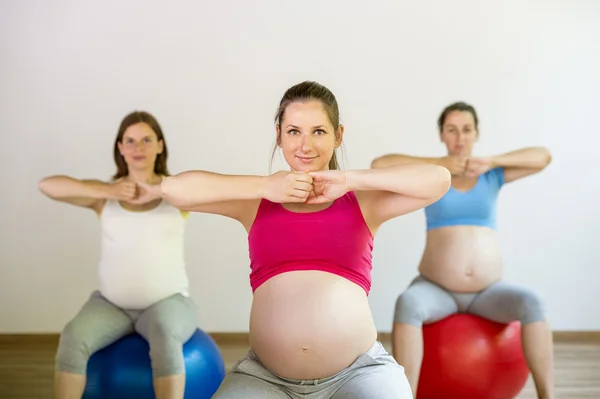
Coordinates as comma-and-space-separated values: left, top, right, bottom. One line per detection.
424, 167, 505, 230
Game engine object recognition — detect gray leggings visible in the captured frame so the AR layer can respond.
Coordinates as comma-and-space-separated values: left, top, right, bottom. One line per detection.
394, 275, 546, 327
212, 341, 413, 398
55, 291, 198, 378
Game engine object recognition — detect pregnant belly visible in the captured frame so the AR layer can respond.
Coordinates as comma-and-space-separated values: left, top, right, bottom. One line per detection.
249, 270, 377, 380
99, 260, 189, 309
419, 226, 503, 292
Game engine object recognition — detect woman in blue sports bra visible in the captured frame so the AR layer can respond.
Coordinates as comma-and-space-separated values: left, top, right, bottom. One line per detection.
371, 102, 554, 399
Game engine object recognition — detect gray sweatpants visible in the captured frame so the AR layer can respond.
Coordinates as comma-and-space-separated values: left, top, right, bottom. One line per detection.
394, 275, 546, 327
212, 341, 413, 398
55, 290, 198, 378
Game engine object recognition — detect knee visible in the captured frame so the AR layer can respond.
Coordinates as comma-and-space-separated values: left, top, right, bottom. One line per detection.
516, 289, 546, 325
146, 322, 187, 378
55, 321, 92, 374
394, 291, 424, 328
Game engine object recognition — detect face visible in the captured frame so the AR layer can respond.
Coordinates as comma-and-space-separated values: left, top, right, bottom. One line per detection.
440, 111, 478, 156
276, 100, 343, 172
117, 122, 163, 172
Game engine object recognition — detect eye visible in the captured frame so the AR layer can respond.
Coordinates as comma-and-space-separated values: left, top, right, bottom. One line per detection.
287, 129, 300, 135
314, 129, 326, 135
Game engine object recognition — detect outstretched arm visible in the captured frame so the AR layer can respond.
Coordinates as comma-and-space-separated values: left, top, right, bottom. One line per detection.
486, 147, 552, 183
371, 154, 443, 168
371, 153, 468, 176
38, 175, 135, 213
350, 164, 452, 233
160, 170, 314, 229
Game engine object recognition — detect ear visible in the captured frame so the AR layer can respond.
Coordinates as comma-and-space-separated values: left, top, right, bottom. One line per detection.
157, 139, 164, 154
117, 141, 124, 155
275, 124, 282, 148
334, 125, 344, 148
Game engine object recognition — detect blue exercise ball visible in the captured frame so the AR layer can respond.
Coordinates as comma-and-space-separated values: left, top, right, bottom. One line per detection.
83, 328, 226, 399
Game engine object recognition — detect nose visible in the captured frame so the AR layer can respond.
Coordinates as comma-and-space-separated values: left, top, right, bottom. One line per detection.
132, 141, 146, 151
300, 134, 313, 152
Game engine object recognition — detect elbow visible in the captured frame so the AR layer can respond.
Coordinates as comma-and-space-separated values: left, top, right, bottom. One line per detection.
38, 176, 56, 198
531, 147, 552, 171
422, 165, 451, 201
370, 157, 384, 169
38, 178, 48, 194
541, 147, 552, 167
433, 165, 452, 199
371, 155, 394, 169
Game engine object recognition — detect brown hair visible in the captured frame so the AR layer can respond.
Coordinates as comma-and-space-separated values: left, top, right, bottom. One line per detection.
437, 102, 479, 132
112, 111, 169, 180
271, 81, 343, 171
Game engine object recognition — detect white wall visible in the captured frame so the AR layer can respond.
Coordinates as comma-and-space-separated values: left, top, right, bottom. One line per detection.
1, 0, 599, 333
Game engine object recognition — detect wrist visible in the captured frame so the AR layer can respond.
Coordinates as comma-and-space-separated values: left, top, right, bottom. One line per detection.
489, 155, 502, 168
99, 182, 115, 199
151, 184, 163, 199
343, 170, 359, 192
256, 175, 269, 199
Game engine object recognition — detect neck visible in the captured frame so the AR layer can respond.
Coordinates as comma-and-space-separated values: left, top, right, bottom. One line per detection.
125, 169, 160, 183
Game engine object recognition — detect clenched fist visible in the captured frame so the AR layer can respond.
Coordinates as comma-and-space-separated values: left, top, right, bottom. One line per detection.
107, 180, 137, 201
263, 171, 314, 203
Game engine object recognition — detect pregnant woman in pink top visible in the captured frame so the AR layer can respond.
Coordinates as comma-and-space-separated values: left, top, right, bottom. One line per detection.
161, 81, 452, 398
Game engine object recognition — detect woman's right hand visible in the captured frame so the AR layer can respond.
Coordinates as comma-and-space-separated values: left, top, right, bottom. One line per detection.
263, 171, 314, 203
107, 180, 137, 201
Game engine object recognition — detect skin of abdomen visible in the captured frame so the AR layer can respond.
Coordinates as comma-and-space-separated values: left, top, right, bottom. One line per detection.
418, 226, 504, 293
249, 270, 377, 380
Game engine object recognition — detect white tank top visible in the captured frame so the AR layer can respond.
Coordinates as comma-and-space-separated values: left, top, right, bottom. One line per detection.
98, 198, 190, 310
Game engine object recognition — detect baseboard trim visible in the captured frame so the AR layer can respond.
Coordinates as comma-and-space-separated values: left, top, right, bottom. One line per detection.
1, 331, 599, 347
378, 331, 600, 343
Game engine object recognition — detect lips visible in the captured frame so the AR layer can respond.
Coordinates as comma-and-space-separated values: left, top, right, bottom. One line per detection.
296, 156, 317, 164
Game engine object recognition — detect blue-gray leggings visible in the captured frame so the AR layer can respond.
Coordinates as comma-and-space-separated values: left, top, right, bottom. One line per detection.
212, 341, 413, 398
394, 275, 546, 327
55, 291, 198, 378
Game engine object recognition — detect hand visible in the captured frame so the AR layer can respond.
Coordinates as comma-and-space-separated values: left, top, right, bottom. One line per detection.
263, 170, 313, 203
107, 180, 137, 201
465, 157, 493, 177
439, 156, 468, 176
306, 170, 348, 204
128, 182, 162, 205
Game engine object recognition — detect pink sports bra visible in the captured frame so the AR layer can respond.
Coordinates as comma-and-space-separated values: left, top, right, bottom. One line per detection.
247, 191, 374, 294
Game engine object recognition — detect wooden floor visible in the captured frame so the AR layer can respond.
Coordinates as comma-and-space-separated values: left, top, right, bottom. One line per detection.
0, 336, 599, 398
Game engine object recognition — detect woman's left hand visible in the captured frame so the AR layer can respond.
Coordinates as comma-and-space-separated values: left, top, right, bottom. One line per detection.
466, 157, 493, 177
306, 170, 348, 204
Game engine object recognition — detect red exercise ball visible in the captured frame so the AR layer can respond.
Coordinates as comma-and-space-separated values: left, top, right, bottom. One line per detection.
417, 314, 530, 399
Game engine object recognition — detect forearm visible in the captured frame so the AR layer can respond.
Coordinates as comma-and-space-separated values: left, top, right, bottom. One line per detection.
160, 171, 266, 207
346, 164, 451, 199
491, 147, 552, 169
371, 153, 442, 169
38, 176, 111, 199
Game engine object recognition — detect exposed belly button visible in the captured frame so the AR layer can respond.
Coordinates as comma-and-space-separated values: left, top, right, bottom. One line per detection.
465, 268, 474, 277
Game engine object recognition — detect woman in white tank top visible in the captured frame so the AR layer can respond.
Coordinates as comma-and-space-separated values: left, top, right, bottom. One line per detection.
39, 111, 198, 399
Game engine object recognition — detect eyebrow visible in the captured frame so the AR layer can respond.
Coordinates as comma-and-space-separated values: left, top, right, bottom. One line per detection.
285, 124, 327, 130
446, 124, 473, 128
124, 135, 154, 140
